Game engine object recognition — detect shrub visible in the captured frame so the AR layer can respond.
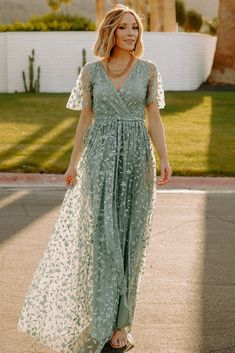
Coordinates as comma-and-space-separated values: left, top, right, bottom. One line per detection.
184, 10, 203, 32
0, 12, 95, 31
203, 17, 217, 36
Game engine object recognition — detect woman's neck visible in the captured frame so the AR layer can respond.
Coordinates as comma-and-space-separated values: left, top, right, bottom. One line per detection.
109, 48, 133, 63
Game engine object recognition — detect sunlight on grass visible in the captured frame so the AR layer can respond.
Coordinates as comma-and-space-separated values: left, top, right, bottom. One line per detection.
155, 96, 212, 175
0, 92, 234, 175
43, 139, 74, 168
155, 93, 235, 176
2, 118, 75, 167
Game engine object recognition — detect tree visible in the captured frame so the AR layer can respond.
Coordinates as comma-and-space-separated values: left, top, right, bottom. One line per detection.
150, 0, 176, 32
95, 0, 177, 32
207, 0, 235, 85
48, 0, 72, 15
125, 0, 148, 30
48, 0, 61, 12
62, 0, 72, 16
96, 0, 105, 29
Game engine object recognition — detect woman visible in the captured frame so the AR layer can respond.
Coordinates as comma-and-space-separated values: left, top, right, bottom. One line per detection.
17, 4, 172, 353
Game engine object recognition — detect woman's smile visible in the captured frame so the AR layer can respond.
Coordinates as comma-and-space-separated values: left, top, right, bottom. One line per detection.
124, 39, 135, 44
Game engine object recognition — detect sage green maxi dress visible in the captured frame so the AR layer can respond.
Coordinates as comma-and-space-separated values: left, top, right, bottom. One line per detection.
17, 57, 165, 353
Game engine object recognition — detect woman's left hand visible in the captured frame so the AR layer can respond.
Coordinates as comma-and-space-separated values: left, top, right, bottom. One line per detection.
157, 158, 172, 185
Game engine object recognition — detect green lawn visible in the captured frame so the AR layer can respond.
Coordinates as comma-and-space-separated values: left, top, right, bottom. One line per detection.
0, 92, 234, 176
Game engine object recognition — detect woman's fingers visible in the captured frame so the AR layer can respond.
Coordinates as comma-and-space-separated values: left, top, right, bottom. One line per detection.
157, 164, 172, 185
65, 173, 77, 187
157, 177, 169, 185
66, 175, 72, 186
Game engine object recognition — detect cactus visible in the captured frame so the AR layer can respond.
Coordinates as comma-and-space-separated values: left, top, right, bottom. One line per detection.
34, 66, 41, 92
22, 71, 28, 92
77, 48, 87, 76
22, 49, 41, 93
82, 48, 86, 66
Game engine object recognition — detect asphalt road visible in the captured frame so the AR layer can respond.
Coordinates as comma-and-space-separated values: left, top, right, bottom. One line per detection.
0, 176, 235, 353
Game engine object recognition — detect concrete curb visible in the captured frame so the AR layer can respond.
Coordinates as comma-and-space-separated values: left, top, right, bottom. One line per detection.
0, 172, 235, 190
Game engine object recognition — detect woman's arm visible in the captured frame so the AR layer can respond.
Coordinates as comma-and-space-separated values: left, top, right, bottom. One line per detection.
68, 107, 93, 168
146, 102, 172, 184
64, 107, 93, 187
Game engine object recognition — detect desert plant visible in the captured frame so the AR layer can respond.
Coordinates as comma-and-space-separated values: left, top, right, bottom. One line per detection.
22, 49, 41, 92
77, 48, 87, 76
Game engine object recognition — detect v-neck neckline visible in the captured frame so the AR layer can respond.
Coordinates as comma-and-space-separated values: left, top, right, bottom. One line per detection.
98, 57, 139, 94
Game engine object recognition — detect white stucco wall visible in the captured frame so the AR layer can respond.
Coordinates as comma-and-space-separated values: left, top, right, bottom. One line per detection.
0, 31, 217, 93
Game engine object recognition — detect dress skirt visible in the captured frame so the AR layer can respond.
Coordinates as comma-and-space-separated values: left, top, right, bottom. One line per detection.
17, 115, 157, 353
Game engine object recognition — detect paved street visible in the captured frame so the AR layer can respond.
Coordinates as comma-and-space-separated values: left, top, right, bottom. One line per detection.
0, 174, 235, 353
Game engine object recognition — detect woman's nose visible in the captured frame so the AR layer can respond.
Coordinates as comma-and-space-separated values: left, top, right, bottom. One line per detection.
127, 27, 135, 35
128, 27, 134, 35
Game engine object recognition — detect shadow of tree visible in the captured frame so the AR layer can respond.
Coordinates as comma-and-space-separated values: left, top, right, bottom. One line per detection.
200, 90, 235, 351
0, 188, 65, 245
0, 93, 78, 173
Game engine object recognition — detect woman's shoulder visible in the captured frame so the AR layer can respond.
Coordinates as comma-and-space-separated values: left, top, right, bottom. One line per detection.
84, 60, 101, 68
141, 58, 159, 69
80, 61, 95, 71
79, 61, 98, 81
81, 61, 101, 76
137, 58, 159, 74
136, 58, 160, 81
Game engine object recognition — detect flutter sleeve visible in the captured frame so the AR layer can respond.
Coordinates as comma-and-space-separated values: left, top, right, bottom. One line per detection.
66, 62, 93, 111
146, 61, 165, 109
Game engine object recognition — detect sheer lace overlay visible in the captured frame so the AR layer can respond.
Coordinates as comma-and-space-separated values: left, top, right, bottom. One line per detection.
146, 61, 165, 108
17, 58, 165, 353
66, 62, 93, 111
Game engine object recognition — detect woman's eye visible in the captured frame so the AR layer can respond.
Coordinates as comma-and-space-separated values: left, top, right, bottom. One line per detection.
119, 27, 138, 30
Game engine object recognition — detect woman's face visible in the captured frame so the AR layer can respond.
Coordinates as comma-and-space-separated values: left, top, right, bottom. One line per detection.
114, 12, 139, 52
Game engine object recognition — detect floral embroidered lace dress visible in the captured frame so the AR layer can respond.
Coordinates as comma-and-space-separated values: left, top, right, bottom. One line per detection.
17, 57, 165, 353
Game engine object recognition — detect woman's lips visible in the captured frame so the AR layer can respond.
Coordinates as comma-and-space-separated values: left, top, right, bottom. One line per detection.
124, 40, 135, 44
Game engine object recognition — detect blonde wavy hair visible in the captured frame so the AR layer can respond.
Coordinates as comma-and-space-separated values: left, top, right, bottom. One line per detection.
93, 4, 144, 58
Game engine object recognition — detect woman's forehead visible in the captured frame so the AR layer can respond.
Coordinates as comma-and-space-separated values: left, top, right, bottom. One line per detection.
119, 13, 137, 24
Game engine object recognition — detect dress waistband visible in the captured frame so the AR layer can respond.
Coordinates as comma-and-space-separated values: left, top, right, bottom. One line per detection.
94, 115, 143, 122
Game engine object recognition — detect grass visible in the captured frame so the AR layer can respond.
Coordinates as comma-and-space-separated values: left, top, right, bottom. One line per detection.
0, 92, 234, 176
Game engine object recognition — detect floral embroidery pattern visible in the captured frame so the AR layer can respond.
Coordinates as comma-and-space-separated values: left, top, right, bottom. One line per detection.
17, 58, 165, 353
